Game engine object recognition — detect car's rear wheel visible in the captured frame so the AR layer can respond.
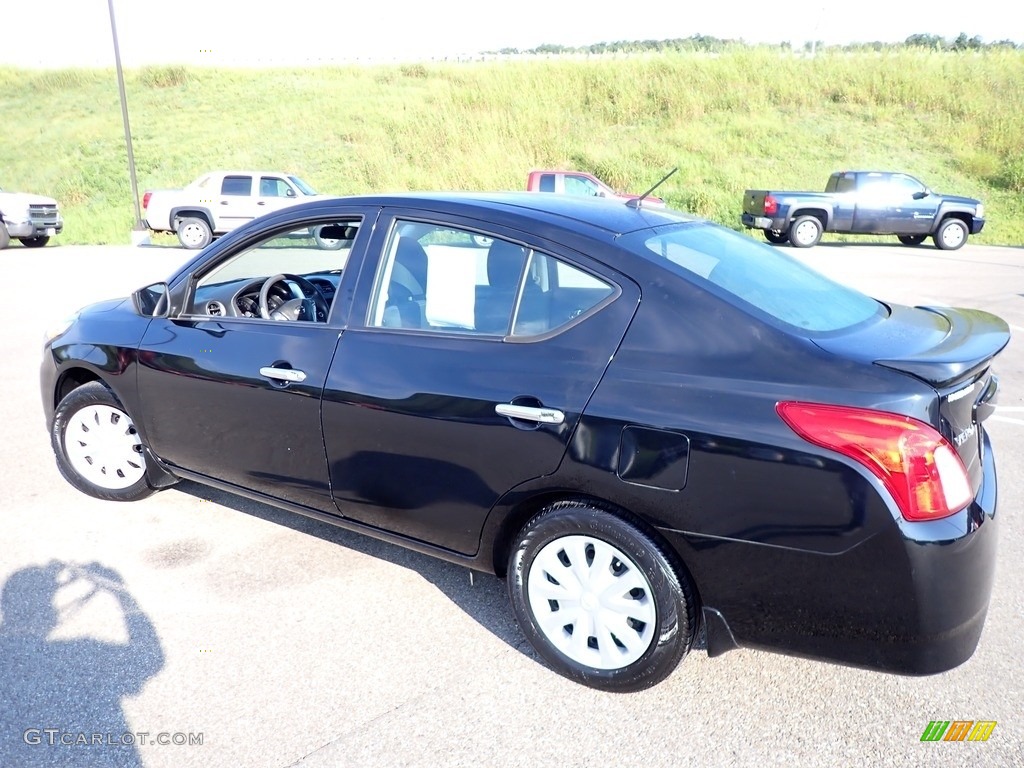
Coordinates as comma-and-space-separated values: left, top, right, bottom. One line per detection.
508, 501, 697, 692
897, 234, 926, 246
176, 217, 213, 249
788, 215, 823, 248
933, 218, 968, 251
763, 229, 789, 245
51, 382, 157, 502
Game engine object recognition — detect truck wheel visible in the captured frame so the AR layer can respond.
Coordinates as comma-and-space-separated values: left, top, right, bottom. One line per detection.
897, 235, 926, 246
312, 225, 345, 250
176, 217, 212, 249
933, 218, 968, 251
763, 229, 789, 245
788, 216, 822, 248
0, 226, 9, 250
20, 236, 50, 248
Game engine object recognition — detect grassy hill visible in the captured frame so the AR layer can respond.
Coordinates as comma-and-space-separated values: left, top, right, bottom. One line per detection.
2, 48, 1023, 245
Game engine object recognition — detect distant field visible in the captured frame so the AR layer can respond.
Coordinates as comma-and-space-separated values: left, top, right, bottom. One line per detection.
2, 48, 1023, 245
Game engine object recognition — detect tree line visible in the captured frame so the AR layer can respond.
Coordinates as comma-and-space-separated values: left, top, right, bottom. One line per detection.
493, 33, 1021, 55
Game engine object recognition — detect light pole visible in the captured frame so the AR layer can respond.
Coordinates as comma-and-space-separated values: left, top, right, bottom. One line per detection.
106, 0, 143, 231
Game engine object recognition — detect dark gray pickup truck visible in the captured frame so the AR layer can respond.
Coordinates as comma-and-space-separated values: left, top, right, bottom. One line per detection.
741, 171, 985, 250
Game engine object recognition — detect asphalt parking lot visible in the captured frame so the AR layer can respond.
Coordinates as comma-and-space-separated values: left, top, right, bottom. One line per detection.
2, 241, 1022, 767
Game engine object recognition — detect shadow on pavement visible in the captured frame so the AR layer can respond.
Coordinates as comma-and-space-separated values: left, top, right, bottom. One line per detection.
174, 480, 708, 667
0, 561, 164, 767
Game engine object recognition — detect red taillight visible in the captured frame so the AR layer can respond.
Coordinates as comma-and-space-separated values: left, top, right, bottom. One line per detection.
142, 191, 152, 210
764, 195, 778, 216
776, 402, 972, 522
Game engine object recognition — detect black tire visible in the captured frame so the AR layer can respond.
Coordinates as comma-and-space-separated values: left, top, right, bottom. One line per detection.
312, 225, 345, 250
0, 225, 9, 250
508, 501, 697, 692
20, 235, 50, 248
50, 382, 158, 502
897, 234, 926, 246
787, 215, 823, 248
176, 216, 213, 249
763, 229, 789, 245
933, 218, 969, 251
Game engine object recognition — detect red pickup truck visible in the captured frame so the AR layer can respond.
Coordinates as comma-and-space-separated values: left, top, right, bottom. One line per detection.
527, 170, 664, 206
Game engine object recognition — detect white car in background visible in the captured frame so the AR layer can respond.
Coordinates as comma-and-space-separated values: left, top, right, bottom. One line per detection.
0, 186, 63, 249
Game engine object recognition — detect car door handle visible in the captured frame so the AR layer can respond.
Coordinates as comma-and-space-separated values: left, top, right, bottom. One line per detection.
259, 366, 307, 383
257, 201, 266, 205
495, 403, 565, 425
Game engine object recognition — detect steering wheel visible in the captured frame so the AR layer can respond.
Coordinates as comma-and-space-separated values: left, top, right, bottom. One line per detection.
258, 273, 330, 322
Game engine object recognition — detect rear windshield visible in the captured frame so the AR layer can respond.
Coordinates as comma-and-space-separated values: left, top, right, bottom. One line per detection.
623, 222, 883, 333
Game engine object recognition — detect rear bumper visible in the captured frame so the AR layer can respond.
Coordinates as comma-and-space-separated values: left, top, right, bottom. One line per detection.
741, 213, 782, 231
669, 430, 999, 675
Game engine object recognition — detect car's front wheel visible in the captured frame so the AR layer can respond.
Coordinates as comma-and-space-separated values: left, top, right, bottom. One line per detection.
51, 382, 158, 502
508, 501, 697, 692
933, 218, 969, 251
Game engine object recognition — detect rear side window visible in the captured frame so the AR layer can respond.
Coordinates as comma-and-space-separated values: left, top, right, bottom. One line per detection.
625, 222, 882, 333
367, 221, 616, 337
539, 174, 556, 193
221, 176, 252, 196
835, 175, 856, 193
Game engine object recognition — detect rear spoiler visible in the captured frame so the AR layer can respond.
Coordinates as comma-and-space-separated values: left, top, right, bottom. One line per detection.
874, 307, 1010, 389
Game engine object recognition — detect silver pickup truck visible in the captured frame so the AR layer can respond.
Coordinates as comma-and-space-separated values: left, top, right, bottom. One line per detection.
143, 170, 326, 249
0, 186, 63, 249
741, 171, 985, 250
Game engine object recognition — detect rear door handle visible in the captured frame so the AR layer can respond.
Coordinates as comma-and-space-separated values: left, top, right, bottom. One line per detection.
495, 403, 565, 425
260, 366, 307, 383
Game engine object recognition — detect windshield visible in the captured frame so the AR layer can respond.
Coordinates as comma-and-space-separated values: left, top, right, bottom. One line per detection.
289, 176, 318, 196
622, 222, 884, 333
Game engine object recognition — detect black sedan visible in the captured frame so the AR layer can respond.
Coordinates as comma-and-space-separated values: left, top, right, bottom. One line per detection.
41, 193, 1008, 692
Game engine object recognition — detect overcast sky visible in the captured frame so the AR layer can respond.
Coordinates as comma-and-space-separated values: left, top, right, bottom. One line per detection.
3, 0, 1019, 67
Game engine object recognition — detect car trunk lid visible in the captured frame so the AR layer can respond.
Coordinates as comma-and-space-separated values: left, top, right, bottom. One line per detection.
814, 304, 1009, 493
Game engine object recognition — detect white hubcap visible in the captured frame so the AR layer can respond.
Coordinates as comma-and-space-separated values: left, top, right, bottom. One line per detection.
794, 220, 819, 245
942, 224, 965, 248
181, 223, 206, 246
64, 405, 145, 489
527, 535, 656, 670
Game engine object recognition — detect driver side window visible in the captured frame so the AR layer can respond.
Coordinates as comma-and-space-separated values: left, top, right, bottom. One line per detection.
564, 175, 599, 197
189, 220, 359, 322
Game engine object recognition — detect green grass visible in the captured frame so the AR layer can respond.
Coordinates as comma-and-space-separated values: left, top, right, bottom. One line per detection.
2, 48, 1023, 245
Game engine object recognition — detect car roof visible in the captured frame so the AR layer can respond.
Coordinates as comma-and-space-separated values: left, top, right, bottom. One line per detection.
205, 170, 304, 177
310, 191, 698, 237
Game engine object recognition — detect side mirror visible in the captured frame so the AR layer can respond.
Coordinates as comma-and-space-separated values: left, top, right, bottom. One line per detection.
133, 282, 169, 318
286, 188, 297, 198
913, 190, 929, 200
